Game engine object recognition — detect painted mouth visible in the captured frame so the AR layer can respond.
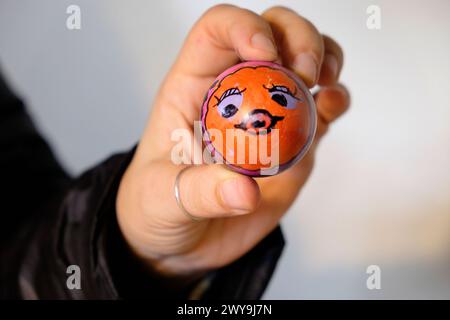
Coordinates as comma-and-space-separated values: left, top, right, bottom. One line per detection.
234, 109, 284, 135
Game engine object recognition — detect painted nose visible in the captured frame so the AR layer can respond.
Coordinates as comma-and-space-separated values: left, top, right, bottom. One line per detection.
247, 111, 272, 130
234, 109, 284, 134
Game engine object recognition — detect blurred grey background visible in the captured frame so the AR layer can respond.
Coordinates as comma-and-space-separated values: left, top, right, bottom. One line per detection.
1, 0, 449, 299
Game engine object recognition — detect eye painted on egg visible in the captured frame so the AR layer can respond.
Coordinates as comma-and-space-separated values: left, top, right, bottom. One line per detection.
215, 87, 246, 119
263, 84, 303, 109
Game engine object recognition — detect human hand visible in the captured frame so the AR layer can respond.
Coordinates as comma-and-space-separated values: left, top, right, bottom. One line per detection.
116, 4, 350, 276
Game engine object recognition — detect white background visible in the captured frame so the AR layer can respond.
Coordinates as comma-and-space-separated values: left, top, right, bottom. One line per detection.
1, 0, 449, 298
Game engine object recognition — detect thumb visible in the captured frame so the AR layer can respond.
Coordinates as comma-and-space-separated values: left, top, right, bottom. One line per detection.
139, 161, 261, 224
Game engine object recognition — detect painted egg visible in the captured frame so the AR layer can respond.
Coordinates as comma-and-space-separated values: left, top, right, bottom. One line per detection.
201, 61, 317, 177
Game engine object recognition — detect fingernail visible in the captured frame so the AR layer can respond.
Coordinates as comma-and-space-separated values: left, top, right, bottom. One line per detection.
292, 52, 318, 86
323, 53, 338, 81
250, 33, 277, 56
219, 179, 251, 214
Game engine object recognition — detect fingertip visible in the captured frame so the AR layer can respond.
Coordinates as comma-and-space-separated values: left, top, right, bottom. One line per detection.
292, 52, 320, 87
249, 32, 279, 60
327, 84, 351, 107
225, 9, 279, 62
217, 171, 261, 215
235, 30, 279, 62
315, 84, 350, 123
262, 7, 324, 87
238, 174, 261, 210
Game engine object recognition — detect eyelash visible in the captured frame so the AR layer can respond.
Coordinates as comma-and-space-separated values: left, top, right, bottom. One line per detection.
214, 87, 247, 105
263, 84, 300, 100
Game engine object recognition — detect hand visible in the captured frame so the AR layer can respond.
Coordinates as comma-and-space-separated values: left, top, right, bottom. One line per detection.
116, 5, 350, 276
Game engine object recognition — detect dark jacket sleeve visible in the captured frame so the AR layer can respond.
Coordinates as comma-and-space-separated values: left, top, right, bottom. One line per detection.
0, 71, 285, 300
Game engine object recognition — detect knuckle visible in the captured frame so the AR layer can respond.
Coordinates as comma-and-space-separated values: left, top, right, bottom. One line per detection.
203, 3, 238, 17
201, 4, 269, 33
323, 34, 344, 58
263, 5, 297, 17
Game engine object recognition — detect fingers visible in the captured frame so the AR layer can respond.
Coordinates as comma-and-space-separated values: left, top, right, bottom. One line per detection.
140, 161, 261, 224
262, 6, 324, 87
313, 84, 350, 142
280, 83, 350, 182
318, 35, 344, 86
174, 4, 278, 78
315, 84, 350, 124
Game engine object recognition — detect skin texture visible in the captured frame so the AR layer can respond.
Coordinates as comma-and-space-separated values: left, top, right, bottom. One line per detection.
116, 5, 351, 277
203, 62, 315, 174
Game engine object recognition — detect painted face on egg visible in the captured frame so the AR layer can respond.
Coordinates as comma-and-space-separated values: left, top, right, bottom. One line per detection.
201, 61, 316, 176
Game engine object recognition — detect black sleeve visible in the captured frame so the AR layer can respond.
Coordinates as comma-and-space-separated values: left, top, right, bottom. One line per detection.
0, 71, 285, 300
0, 71, 70, 246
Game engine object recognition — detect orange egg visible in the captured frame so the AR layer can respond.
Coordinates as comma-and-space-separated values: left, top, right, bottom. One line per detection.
201, 61, 316, 176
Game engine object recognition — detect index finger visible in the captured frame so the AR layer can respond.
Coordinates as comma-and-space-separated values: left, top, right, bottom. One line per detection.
172, 4, 279, 78
262, 6, 325, 87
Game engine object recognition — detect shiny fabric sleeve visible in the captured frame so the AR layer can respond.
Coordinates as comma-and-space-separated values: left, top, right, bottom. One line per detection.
0, 71, 285, 300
